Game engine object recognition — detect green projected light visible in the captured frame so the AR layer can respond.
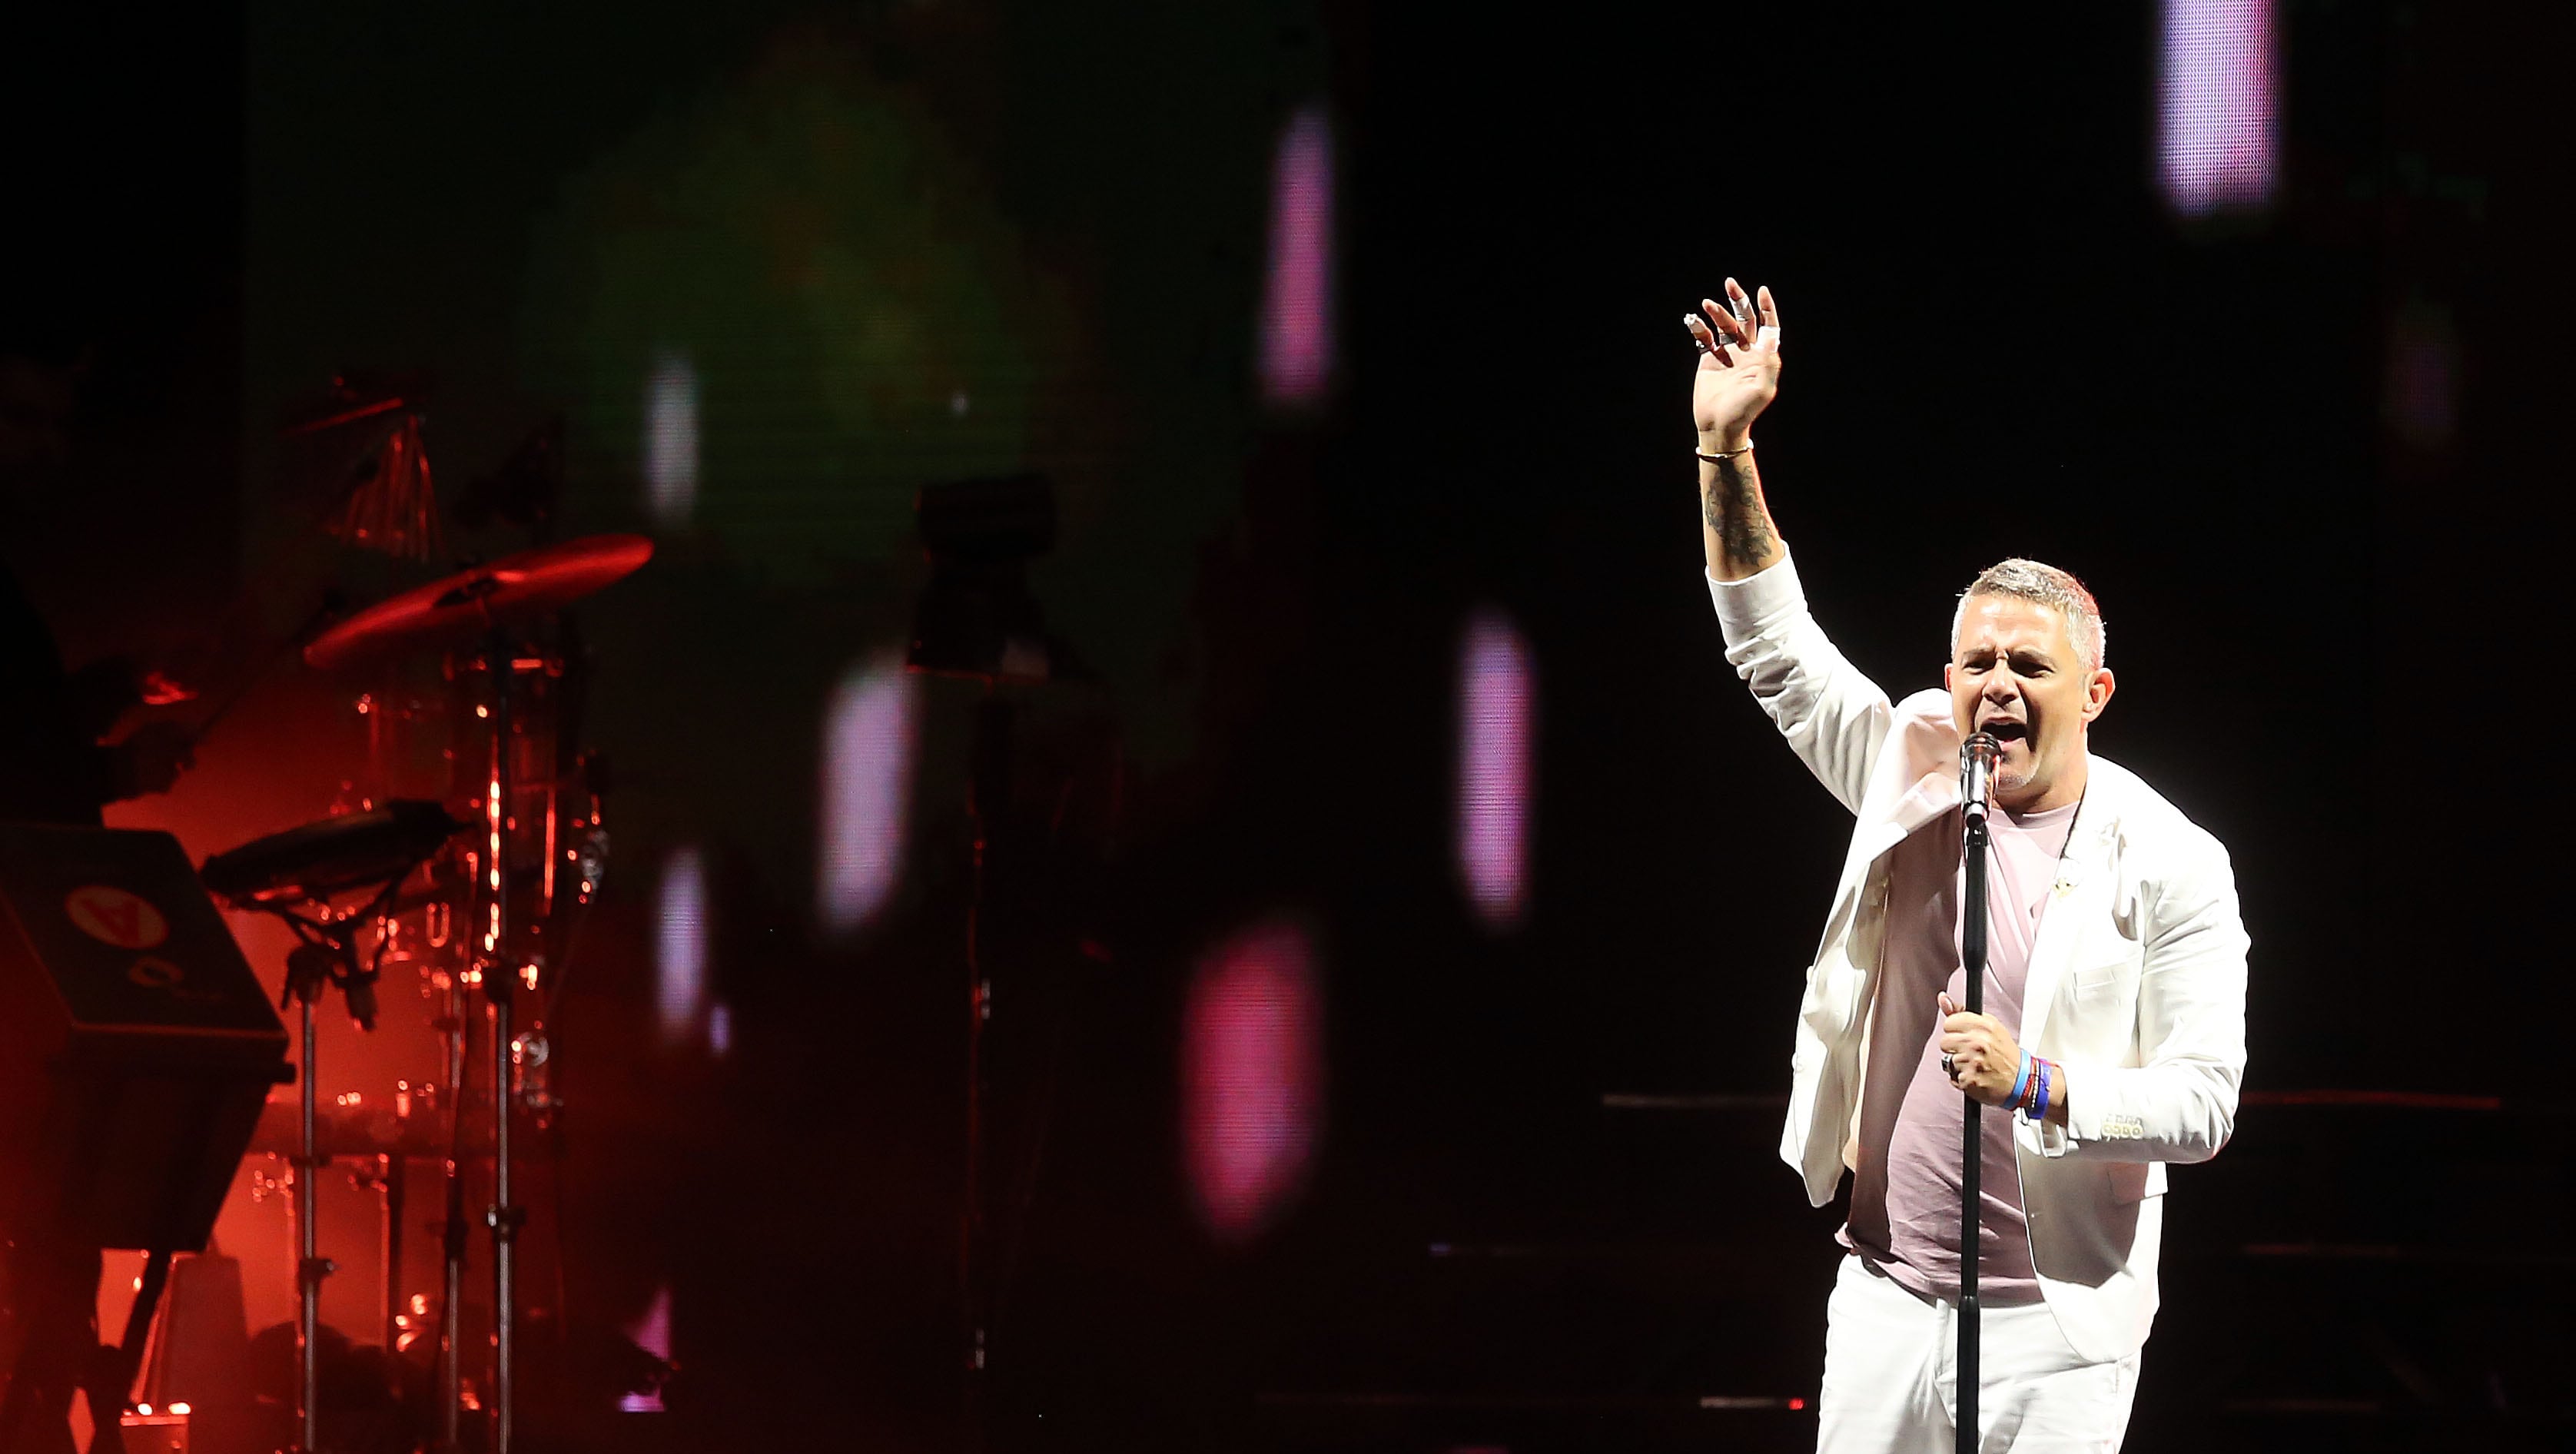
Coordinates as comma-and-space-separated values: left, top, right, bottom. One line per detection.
523, 49, 1067, 582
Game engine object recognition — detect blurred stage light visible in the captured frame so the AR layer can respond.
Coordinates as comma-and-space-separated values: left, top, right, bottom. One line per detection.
1182, 920, 1322, 1243
1260, 104, 1336, 407
1456, 609, 1535, 930
819, 660, 919, 933
2385, 302, 2458, 450
656, 848, 706, 1046
643, 350, 699, 527
707, 1001, 735, 1058
619, 1283, 674, 1413
2159, 0, 2277, 217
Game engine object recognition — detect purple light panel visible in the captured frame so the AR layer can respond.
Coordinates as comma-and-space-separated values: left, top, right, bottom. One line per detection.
643, 351, 698, 527
1182, 921, 1322, 1243
1259, 105, 1336, 406
819, 660, 919, 933
655, 848, 706, 1046
2159, 0, 2278, 217
1456, 609, 1535, 928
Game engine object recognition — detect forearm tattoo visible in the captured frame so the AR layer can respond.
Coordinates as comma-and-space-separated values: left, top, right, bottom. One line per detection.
1702, 456, 1774, 565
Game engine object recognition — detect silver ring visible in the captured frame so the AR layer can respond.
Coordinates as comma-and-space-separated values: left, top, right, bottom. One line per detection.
1940, 1052, 1957, 1078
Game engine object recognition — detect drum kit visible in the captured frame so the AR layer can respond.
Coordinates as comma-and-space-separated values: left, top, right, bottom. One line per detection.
191, 531, 652, 1454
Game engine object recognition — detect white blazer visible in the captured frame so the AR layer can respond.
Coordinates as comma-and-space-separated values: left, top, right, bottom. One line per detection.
1709, 555, 2249, 1363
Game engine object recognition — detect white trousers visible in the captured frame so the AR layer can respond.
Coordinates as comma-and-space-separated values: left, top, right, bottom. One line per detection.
1816, 1256, 2139, 1454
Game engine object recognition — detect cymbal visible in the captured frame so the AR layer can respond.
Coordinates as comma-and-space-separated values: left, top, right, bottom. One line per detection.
304, 533, 653, 672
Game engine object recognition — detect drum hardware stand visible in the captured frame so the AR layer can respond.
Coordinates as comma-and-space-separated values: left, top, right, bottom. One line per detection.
433, 967, 470, 1454
239, 871, 414, 1454
277, 532, 647, 1451
470, 627, 528, 1454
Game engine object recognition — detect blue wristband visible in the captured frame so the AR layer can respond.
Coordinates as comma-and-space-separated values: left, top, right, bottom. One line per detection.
2007, 1051, 2033, 1109
2033, 1060, 2053, 1124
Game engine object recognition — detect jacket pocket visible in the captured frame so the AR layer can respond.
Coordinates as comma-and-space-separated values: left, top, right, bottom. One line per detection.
2106, 1161, 2153, 1204
2068, 952, 2141, 1000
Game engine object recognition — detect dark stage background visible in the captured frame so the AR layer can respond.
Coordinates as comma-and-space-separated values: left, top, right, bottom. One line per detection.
5, 3, 2571, 1452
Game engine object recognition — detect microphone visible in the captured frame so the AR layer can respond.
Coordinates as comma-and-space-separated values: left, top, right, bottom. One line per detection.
1960, 732, 2002, 826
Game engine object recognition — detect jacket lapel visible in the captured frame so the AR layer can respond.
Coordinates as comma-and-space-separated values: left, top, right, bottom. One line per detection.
2017, 766, 2119, 1054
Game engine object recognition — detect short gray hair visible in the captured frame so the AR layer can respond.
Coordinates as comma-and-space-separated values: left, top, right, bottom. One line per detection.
1951, 559, 2106, 672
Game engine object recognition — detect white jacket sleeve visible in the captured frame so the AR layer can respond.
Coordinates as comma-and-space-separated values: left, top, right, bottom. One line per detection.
2058, 831, 2249, 1164
1706, 553, 1894, 817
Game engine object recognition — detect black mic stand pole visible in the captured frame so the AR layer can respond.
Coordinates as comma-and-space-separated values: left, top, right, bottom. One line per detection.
1957, 803, 1991, 1454
483, 626, 522, 1454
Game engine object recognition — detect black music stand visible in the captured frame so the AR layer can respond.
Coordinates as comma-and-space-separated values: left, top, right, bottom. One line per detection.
0, 825, 292, 1454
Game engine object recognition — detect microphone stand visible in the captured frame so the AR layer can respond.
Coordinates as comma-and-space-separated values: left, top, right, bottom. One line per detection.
1955, 735, 1997, 1454
243, 877, 406, 1454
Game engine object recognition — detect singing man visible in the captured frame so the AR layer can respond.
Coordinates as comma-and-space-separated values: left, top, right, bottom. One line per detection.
1681, 280, 2249, 1452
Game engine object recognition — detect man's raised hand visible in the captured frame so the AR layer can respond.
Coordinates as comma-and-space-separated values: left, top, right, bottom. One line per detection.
1681, 278, 1781, 450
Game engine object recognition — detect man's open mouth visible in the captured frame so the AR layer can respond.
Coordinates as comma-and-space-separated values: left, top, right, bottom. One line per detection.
1980, 719, 2030, 748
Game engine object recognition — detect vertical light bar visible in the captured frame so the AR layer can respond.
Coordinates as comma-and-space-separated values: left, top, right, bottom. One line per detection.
1181, 920, 1323, 1243
2159, 0, 2278, 217
643, 351, 699, 527
1259, 104, 1336, 406
819, 660, 920, 934
656, 848, 706, 1046
1456, 609, 1535, 929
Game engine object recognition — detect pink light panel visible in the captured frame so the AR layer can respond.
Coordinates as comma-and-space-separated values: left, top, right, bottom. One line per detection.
1259, 105, 1336, 406
819, 660, 919, 933
619, 1284, 673, 1412
643, 351, 698, 527
1456, 609, 1535, 929
655, 848, 706, 1047
1182, 921, 1323, 1243
2159, 0, 2277, 217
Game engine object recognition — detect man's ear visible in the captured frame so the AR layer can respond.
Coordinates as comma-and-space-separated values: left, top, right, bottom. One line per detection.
1944, 662, 1955, 692
2083, 668, 2116, 725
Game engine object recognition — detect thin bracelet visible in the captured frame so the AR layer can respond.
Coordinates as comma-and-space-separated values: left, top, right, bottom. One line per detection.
1695, 441, 1753, 463
2007, 1051, 2033, 1111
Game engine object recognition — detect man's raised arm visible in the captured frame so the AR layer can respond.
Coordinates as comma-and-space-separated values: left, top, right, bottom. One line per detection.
1684, 279, 1787, 581
1688, 279, 1897, 815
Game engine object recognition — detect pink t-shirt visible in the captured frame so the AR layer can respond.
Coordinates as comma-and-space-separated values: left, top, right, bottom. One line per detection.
1841, 798, 2078, 1303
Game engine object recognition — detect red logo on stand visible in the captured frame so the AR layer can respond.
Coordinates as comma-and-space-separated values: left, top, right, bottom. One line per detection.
65, 885, 170, 950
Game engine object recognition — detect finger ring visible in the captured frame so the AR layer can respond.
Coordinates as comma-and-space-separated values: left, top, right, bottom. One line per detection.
1940, 1053, 1957, 1078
